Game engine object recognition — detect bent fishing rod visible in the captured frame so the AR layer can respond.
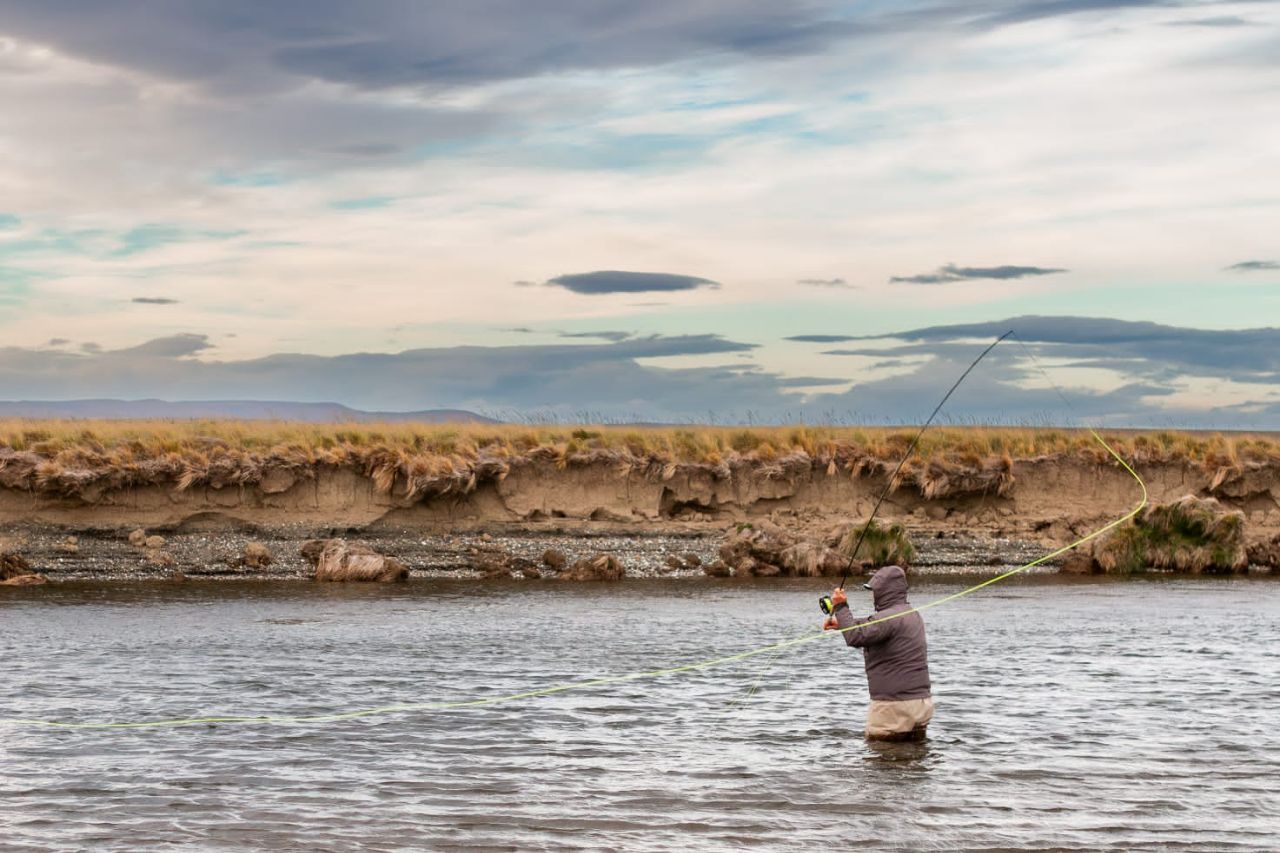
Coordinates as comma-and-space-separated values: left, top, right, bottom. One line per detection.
821, 329, 1013, 614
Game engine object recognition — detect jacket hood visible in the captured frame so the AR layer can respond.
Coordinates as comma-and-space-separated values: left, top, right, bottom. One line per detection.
867, 565, 909, 609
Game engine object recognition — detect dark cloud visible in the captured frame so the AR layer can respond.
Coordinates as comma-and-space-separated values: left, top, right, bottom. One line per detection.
778, 314, 1280, 428
3, 0, 1217, 104
797, 277, 852, 288
546, 271, 719, 295
131, 297, 180, 305
846, 315, 1280, 379
559, 330, 634, 342
785, 334, 859, 343
0, 1, 848, 93
6, 0, 1256, 186
888, 271, 955, 284
1226, 260, 1279, 272
46, 338, 71, 347
947, 264, 1067, 279
891, 263, 1067, 284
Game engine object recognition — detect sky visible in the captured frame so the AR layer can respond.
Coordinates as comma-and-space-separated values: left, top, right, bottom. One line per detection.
0, 0, 1277, 426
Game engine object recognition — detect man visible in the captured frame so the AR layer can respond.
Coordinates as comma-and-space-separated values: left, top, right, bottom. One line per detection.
823, 564, 933, 741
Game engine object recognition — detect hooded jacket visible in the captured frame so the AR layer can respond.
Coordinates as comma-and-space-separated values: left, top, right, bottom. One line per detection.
833, 565, 931, 701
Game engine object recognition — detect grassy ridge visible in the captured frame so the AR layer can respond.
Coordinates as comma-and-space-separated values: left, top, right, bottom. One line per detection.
0, 419, 1276, 498
3, 419, 1277, 464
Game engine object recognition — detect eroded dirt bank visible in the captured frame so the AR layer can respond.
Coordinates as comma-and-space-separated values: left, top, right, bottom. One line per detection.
1, 452, 1277, 579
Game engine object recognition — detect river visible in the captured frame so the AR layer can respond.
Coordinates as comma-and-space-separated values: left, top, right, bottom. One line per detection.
2, 575, 1277, 851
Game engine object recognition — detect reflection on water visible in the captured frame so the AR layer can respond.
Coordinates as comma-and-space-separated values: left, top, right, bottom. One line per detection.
864, 738, 931, 764
2, 575, 1278, 850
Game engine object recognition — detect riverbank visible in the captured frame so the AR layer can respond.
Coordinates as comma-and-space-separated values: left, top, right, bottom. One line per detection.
1, 422, 1277, 579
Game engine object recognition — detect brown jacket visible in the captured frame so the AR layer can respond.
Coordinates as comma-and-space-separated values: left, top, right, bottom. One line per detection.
833, 565, 932, 701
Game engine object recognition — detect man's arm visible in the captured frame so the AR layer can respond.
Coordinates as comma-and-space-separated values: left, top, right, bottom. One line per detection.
832, 591, 895, 648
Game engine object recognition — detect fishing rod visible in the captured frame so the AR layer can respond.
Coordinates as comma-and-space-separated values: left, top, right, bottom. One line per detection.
820, 329, 1013, 616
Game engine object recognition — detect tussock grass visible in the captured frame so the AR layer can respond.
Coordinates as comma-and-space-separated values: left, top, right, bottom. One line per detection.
1093, 495, 1248, 573
837, 519, 917, 568
0, 419, 1276, 499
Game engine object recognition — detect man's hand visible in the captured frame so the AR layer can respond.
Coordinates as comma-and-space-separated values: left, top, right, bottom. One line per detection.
823, 617, 840, 631
831, 587, 847, 608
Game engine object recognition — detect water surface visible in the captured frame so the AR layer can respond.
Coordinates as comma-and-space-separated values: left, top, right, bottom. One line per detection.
2, 576, 1277, 850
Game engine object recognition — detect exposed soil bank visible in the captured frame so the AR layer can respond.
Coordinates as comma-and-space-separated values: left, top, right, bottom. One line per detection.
1, 450, 1277, 579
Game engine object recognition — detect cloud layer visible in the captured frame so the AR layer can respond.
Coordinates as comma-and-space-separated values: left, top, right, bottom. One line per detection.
4, 316, 1277, 427
0, 1, 847, 92
0, 0, 1275, 423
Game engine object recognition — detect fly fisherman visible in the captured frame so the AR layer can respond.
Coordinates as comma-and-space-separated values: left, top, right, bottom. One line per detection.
823, 565, 933, 741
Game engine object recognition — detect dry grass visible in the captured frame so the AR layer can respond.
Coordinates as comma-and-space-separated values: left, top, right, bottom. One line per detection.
837, 519, 916, 568
1, 419, 1277, 499
1093, 495, 1248, 573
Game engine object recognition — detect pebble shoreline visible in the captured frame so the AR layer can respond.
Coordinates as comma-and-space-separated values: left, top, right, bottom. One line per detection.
3, 523, 1055, 582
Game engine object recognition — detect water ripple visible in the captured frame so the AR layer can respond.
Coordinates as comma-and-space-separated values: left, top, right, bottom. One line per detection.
2, 576, 1278, 850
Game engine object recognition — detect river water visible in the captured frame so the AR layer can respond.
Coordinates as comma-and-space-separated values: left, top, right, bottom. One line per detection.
2, 575, 1277, 851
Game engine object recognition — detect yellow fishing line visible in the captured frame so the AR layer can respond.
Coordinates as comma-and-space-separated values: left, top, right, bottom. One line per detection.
0, 428, 1146, 731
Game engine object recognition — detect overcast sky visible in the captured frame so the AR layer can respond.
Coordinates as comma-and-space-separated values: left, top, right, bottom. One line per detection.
0, 1, 1277, 426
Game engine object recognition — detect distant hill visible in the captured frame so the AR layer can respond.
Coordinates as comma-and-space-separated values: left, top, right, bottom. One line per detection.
0, 399, 498, 423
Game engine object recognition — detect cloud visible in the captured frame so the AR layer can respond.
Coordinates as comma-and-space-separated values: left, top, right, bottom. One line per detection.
545, 271, 719, 295
0, 333, 774, 420
131, 297, 179, 305
46, 338, 70, 346
0, 319, 1276, 427
0, 2, 849, 93
797, 277, 852, 288
777, 375, 849, 387
790, 320, 1280, 429
785, 334, 859, 343
1226, 260, 1279, 272
1167, 16, 1254, 28
975, 0, 1170, 29
559, 330, 634, 342
844, 315, 1280, 380
110, 333, 213, 358
890, 263, 1068, 284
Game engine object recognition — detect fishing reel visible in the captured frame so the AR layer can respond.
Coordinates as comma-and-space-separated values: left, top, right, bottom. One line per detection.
818, 595, 835, 615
